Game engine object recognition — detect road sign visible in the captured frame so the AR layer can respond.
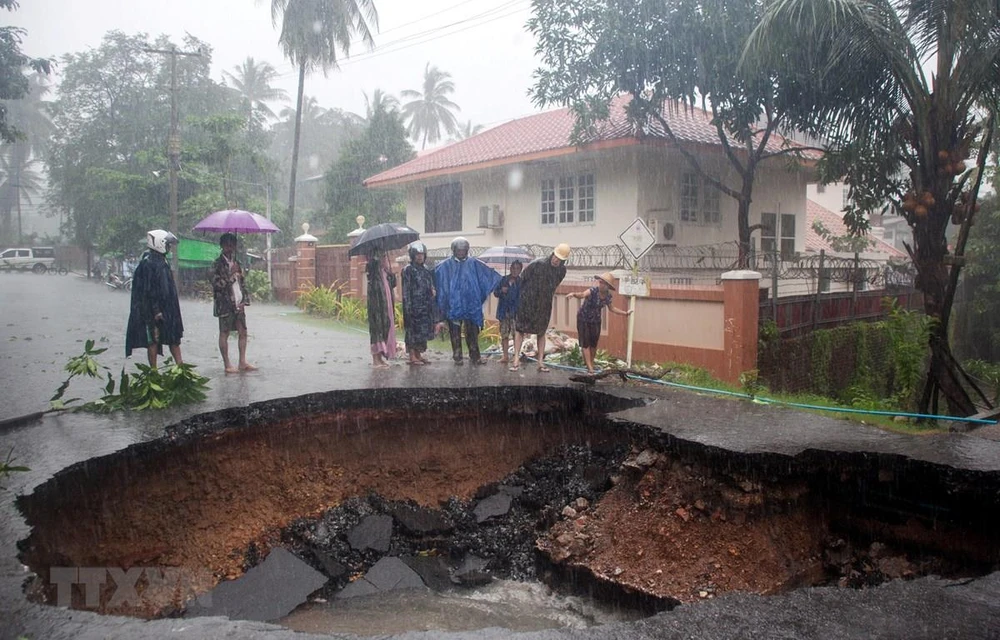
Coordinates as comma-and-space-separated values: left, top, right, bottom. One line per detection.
618, 274, 650, 297
618, 218, 657, 262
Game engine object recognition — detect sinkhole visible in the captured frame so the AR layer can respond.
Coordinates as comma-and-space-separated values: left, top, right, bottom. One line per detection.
15, 386, 1000, 635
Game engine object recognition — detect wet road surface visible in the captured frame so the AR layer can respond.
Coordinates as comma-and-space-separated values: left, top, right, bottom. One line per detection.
3, 272, 1000, 639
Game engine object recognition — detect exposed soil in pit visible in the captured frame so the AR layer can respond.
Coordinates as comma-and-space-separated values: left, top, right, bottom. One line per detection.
17, 390, 635, 617
15, 386, 1000, 630
538, 450, 998, 605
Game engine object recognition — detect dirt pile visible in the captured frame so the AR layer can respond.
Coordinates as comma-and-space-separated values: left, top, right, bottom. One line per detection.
537, 446, 988, 604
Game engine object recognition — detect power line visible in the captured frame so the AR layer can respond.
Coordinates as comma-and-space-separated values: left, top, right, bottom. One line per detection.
270, 0, 530, 77
340, 6, 529, 67
377, 0, 488, 37
268, 0, 521, 75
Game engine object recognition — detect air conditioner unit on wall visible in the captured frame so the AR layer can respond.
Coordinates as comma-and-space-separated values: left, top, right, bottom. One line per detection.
478, 204, 503, 229
646, 216, 658, 239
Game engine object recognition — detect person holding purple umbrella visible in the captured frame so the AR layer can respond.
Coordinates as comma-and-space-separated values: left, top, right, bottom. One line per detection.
212, 233, 256, 374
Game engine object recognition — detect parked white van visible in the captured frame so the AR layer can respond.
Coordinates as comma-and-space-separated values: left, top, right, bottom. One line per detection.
0, 247, 57, 273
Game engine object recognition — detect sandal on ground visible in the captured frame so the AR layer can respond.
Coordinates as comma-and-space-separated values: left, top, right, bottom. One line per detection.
537, 365, 551, 373
239, 363, 258, 372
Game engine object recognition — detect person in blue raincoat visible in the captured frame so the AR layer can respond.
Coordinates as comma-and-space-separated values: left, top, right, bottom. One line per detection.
434, 237, 501, 365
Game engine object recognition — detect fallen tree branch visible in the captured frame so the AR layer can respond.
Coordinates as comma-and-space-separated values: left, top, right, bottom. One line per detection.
569, 368, 675, 385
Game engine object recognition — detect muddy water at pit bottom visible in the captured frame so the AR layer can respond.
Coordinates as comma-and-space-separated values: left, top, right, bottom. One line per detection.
280, 579, 646, 635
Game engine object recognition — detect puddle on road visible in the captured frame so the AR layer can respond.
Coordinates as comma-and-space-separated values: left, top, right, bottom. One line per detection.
281, 580, 644, 634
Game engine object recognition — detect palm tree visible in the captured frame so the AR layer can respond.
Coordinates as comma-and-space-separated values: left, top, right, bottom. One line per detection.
278, 95, 328, 133
363, 88, 399, 120
0, 152, 43, 243
1, 71, 52, 243
271, 0, 378, 232
450, 120, 483, 142
221, 57, 290, 128
745, 0, 1000, 416
401, 63, 460, 149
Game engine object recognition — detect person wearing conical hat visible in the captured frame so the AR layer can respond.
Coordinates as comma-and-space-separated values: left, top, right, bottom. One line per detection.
566, 272, 633, 374
510, 243, 571, 372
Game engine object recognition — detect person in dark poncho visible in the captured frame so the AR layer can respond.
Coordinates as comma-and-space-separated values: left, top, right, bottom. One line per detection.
401, 241, 438, 365
493, 259, 522, 364
367, 249, 397, 368
434, 237, 501, 365
125, 230, 184, 367
510, 243, 571, 372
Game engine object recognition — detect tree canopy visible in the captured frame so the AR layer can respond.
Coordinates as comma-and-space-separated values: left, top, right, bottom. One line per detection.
529, 0, 818, 266
222, 57, 290, 128
46, 32, 276, 257
745, 0, 1000, 415
0, 0, 51, 144
270, 0, 378, 232
401, 63, 460, 149
323, 96, 414, 241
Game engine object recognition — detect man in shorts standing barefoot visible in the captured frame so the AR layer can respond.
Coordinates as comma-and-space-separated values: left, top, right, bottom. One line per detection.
212, 233, 256, 374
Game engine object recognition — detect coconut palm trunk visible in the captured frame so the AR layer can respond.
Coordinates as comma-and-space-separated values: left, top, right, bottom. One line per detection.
287, 61, 307, 233
271, 0, 379, 231
915, 212, 977, 416
743, 0, 1000, 418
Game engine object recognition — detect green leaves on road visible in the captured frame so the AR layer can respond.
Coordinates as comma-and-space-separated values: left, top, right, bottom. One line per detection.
50, 339, 210, 413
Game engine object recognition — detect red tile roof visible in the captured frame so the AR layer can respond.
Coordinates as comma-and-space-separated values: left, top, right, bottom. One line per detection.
806, 199, 906, 258
365, 95, 819, 187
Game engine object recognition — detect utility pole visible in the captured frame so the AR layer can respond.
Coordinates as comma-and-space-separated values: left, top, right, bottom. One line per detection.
265, 183, 273, 286
14, 154, 21, 244
141, 45, 202, 273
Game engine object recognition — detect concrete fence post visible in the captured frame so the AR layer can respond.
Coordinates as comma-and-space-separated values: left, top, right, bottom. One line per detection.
721, 270, 762, 384
293, 223, 318, 292
349, 256, 367, 298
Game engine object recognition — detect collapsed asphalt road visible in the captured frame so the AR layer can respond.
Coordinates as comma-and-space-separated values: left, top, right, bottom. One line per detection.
3, 272, 1000, 639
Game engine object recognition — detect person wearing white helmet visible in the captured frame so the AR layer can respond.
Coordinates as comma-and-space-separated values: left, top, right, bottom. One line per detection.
510, 243, 570, 372
401, 241, 438, 365
125, 230, 184, 367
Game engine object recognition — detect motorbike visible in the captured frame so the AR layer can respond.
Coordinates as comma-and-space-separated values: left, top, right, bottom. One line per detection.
105, 272, 133, 291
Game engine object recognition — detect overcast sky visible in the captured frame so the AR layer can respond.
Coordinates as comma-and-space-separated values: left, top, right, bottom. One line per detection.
11, 0, 543, 136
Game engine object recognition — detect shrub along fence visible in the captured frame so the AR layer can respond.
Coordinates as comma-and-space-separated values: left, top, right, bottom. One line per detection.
757, 303, 931, 409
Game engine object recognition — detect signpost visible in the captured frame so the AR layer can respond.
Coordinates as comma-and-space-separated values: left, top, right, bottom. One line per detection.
617, 219, 657, 367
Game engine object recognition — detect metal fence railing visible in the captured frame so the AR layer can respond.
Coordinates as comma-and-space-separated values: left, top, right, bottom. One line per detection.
427, 242, 916, 294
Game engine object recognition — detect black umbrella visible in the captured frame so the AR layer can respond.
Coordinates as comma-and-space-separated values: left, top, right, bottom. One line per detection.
348, 222, 421, 257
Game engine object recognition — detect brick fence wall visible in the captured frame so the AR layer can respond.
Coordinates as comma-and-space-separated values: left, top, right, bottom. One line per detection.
275, 233, 762, 383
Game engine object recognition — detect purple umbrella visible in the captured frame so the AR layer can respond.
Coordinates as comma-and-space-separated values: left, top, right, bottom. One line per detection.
193, 209, 280, 234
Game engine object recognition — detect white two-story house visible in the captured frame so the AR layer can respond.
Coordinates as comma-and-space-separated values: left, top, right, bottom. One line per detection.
364, 96, 817, 266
